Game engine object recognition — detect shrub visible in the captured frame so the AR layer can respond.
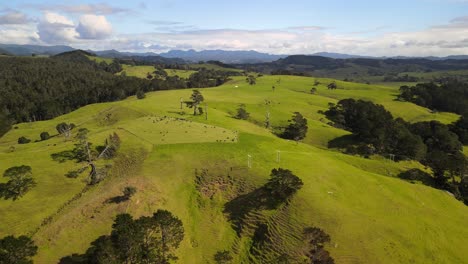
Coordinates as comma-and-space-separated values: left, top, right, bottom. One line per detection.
18, 136, 31, 144
136, 90, 146, 99
40, 132, 50, 141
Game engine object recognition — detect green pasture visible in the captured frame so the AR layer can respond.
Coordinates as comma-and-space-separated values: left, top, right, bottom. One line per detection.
0, 75, 466, 263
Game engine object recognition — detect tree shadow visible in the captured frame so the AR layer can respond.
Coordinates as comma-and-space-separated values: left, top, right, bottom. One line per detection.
105, 195, 128, 204
397, 168, 437, 188
327, 134, 356, 149
223, 187, 284, 236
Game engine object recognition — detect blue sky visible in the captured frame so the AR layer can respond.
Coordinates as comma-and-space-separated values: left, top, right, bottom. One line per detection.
1, 0, 468, 56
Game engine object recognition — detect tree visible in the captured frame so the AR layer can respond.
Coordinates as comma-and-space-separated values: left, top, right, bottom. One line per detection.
214, 250, 233, 264
61, 210, 184, 264
123, 186, 137, 200
149, 209, 185, 263
185, 90, 205, 115
264, 168, 303, 201
0, 235, 38, 264
246, 75, 256, 85
17, 136, 31, 144
303, 227, 335, 264
73, 128, 92, 163
56, 122, 75, 139
97, 133, 121, 159
40, 132, 50, 141
327, 82, 337, 90
136, 90, 146, 99
0, 165, 36, 201
235, 104, 250, 120
281, 112, 308, 140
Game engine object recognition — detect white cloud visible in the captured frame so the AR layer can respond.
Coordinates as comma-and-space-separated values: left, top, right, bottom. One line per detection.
0, 24, 39, 44
37, 12, 78, 43
35, 13, 113, 44
76, 15, 112, 39
0, 11, 30, 25
29, 3, 129, 15
2, 11, 468, 57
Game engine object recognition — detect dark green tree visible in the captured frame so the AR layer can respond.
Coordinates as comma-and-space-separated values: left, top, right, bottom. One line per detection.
60, 210, 184, 264
327, 82, 337, 90
281, 112, 308, 140
136, 90, 146, 99
17, 136, 31, 144
40, 132, 50, 141
0, 165, 36, 201
264, 168, 304, 201
214, 250, 233, 264
56, 123, 75, 139
246, 75, 256, 85
123, 186, 137, 200
0, 235, 38, 264
185, 90, 205, 115
235, 104, 250, 120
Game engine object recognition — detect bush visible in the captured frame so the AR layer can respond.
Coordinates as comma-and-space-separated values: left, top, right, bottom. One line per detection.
40, 132, 50, 141
136, 90, 146, 99
235, 104, 250, 120
18, 136, 31, 144
123, 186, 137, 199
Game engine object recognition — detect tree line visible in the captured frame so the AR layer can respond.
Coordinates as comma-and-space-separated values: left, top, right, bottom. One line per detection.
324, 99, 467, 204
0, 53, 240, 138
398, 80, 468, 144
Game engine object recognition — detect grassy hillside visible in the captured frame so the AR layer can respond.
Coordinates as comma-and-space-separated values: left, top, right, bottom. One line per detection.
0, 75, 466, 263
118, 64, 156, 78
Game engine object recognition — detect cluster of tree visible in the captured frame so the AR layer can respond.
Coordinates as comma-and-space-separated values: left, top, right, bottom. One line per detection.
0, 165, 36, 201
383, 74, 420, 82
271, 69, 307, 76
0, 55, 149, 137
398, 80, 468, 116
324, 99, 467, 203
0, 53, 240, 138
59, 210, 184, 264
247, 55, 468, 79
187, 68, 238, 88
398, 80, 468, 144
324, 99, 426, 160
0, 235, 37, 264
281, 112, 308, 141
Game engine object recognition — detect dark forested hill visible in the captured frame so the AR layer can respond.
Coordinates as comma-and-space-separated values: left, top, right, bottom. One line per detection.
0, 52, 150, 136
245, 55, 468, 81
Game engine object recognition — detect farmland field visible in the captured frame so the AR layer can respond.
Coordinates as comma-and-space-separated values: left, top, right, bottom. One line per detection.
1, 74, 466, 264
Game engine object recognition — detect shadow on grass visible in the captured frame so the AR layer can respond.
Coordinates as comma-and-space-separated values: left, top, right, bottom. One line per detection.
223, 187, 284, 236
327, 134, 357, 149
105, 195, 129, 204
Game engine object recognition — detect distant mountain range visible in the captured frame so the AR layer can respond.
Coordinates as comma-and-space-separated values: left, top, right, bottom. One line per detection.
0, 44, 468, 63
0, 44, 74, 56
157, 49, 285, 63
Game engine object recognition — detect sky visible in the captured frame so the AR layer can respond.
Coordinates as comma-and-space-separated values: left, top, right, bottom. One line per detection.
1, 0, 468, 56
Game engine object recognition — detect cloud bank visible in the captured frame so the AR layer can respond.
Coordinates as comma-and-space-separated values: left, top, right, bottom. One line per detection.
1, 7, 468, 56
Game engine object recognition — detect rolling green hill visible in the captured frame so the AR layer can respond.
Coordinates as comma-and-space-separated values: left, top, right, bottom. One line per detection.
0, 75, 466, 263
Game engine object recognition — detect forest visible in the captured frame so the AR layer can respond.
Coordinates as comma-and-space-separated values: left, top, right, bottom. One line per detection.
0, 51, 239, 137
